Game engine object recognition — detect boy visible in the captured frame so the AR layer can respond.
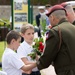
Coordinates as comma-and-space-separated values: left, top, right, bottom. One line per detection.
2, 30, 35, 75
17, 23, 41, 75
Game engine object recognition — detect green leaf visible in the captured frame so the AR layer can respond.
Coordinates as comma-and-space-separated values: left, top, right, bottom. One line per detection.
36, 50, 41, 56
39, 38, 44, 42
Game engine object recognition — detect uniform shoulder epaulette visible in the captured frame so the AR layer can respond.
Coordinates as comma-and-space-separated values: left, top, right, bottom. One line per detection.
46, 30, 50, 40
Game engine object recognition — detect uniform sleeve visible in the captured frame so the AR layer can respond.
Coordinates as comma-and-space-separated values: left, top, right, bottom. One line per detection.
17, 46, 27, 58
37, 30, 59, 70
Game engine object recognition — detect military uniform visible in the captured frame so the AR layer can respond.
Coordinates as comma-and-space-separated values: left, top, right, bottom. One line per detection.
36, 18, 75, 75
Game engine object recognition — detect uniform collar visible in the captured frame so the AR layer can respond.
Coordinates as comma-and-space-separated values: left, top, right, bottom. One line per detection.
5, 47, 15, 53
52, 18, 68, 28
58, 18, 68, 25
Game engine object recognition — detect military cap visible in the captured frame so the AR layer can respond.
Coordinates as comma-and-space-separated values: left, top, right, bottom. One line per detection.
60, 2, 70, 8
61, 2, 67, 7
46, 5, 66, 17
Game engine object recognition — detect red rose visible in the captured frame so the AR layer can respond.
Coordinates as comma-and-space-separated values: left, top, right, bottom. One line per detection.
39, 42, 43, 46
38, 45, 44, 52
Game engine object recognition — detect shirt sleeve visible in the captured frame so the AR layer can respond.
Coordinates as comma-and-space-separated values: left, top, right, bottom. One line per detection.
9, 53, 24, 69
37, 30, 59, 70
17, 45, 27, 58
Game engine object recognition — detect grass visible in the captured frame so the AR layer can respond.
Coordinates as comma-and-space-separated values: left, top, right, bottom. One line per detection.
0, 67, 2, 70
0, 41, 5, 70
0, 41, 6, 62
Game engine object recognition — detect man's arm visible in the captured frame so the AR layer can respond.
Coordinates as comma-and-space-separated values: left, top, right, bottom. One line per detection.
36, 30, 59, 70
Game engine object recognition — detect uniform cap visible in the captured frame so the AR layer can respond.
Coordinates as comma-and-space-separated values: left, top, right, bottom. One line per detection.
60, 2, 67, 7
38, 6, 45, 9
46, 5, 66, 17
60, 2, 70, 8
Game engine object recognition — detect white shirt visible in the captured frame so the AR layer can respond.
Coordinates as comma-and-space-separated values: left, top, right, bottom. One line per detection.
17, 40, 39, 71
2, 48, 24, 75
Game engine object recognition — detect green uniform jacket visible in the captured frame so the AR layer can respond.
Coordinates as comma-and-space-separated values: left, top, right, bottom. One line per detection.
37, 19, 75, 75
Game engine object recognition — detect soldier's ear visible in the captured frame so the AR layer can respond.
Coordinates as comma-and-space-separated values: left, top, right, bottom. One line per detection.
51, 15, 55, 21
53, 15, 58, 21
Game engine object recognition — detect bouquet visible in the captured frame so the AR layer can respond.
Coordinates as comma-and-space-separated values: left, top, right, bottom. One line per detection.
28, 38, 44, 60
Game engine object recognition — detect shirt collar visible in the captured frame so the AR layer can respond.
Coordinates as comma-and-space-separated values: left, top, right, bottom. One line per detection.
5, 47, 15, 53
23, 40, 32, 49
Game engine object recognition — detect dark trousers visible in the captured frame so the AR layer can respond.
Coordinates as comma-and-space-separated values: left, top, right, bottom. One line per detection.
38, 28, 41, 38
22, 71, 41, 75
0, 62, 2, 67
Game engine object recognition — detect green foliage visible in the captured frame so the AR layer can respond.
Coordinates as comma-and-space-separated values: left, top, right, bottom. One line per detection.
0, 41, 5, 62
41, 20, 47, 34
39, 38, 44, 42
34, 38, 44, 44
31, 0, 73, 5
28, 52, 36, 60
0, 0, 74, 6
33, 20, 36, 26
0, 19, 10, 28
31, 0, 51, 5
0, 0, 10, 5
0, 67, 2, 70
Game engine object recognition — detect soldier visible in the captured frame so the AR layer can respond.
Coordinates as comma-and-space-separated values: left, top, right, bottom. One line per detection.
61, 2, 75, 25
29, 5, 75, 75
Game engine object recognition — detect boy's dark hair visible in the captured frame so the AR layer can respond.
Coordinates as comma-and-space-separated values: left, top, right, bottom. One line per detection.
6, 30, 21, 44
